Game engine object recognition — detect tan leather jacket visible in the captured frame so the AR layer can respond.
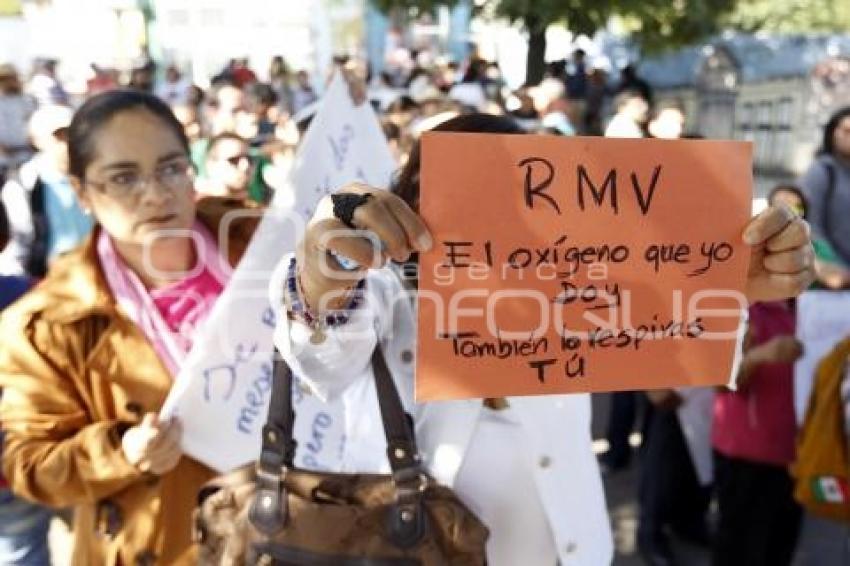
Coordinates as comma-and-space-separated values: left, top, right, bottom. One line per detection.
0, 197, 259, 565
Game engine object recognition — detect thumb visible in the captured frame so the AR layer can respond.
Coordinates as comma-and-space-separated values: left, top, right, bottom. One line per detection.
141, 412, 159, 429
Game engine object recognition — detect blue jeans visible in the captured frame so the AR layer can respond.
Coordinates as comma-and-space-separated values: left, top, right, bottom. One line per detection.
0, 488, 52, 565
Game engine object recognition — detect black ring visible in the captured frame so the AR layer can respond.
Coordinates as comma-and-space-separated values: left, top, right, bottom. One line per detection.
331, 192, 372, 228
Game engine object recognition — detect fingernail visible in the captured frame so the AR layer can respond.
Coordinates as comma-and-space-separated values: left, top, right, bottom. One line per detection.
743, 228, 758, 245
417, 233, 433, 251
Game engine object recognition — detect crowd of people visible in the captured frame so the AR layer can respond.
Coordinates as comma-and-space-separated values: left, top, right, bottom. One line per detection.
0, 46, 845, 566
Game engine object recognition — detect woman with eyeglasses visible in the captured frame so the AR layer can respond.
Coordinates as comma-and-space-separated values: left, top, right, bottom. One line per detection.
0, 90, 258, 564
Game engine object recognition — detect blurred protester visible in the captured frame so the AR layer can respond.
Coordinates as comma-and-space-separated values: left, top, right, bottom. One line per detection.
187, 85, 205, 109
0, 198, 52, 566
434, 61, 460, 93
584, 66, 611, 135
605, 90, 649, 138
0, 64, 35, 181
617, 63, 653, 107
531, 78, 575, 136
245, 82, 279, 146
449, 58, 487, 112
202, 132, 255, 200
191, 83, 245, 176
26, 58, 69, 106
483, 62, 506, 105
565, 48, 588, 100
508, 87, 539, 131
0, 89, 259, 564
230, 58, 258, 88
799, 106, 850, 268
565, 48, 588, 128
639, 388, 713, 566
380, 118, 406, 165
711, 187, 807, 566
156, 64, 192, 106
170, 103, 203, 146
547, 59, 568, 85
206, 82, 245, 137
648, 102, 686, 140
127, 59, 156, 94
769, 184, 850, 289
0, 105, 91, 278
369, 72, 401, 113
268, 55, 293, 115
712, 310, 803, 565
86, 64, 119, 97
291, 70, 318, 116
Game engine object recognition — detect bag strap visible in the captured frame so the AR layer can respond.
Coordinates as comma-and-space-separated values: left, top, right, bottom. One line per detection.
250, 350, 296, 535
251, 345, 426, 545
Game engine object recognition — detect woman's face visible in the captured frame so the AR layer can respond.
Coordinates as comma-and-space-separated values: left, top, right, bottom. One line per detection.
833, 116, 850, 159
73, 109, 196, 246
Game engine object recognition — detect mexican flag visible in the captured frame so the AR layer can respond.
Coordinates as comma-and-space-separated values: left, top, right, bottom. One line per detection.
812, 476, 850, 504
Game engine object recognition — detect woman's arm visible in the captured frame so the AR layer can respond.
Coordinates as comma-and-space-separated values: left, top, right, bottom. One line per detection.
0, 317, 142, 507
799, 160, 831, 241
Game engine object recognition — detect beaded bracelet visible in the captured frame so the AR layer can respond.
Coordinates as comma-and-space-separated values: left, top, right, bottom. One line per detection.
284, 256, 366, 343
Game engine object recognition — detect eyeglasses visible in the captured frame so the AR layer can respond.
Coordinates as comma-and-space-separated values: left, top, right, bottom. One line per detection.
86, 160, 195, 198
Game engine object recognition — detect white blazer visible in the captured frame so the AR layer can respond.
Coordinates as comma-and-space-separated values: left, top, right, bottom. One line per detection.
271, 257, 614, 565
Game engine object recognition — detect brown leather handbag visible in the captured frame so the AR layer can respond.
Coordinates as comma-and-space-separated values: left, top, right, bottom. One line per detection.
192, 348, 489, 565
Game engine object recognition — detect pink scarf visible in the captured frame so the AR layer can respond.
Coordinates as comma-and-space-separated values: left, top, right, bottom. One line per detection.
97, 221, 231, 377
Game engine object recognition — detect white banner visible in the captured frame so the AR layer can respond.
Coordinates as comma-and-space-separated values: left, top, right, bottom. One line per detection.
794, 291, 850, 425
161, 73, 397, 473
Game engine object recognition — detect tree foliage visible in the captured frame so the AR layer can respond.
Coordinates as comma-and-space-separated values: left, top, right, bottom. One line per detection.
373, 0, 849, 83
722, 0, 850, 33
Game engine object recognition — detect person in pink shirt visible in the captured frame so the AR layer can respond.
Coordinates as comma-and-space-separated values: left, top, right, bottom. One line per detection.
712, 297, 803, 566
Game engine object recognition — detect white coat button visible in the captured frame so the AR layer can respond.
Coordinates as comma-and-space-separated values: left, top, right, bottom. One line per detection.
400, 349, 414, 364
538, 456, 552, 468
564, 542, 577, 554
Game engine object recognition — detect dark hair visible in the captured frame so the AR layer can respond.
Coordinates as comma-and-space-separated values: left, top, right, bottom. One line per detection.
248, 82, 279, 107
68, 89, 189, 179
768, 183, 809, 219
392, 113, 524, 210
381, 119, 401, 142
461, 59, 487, 84
820, 106, 850, 156
206, 132, 248, 161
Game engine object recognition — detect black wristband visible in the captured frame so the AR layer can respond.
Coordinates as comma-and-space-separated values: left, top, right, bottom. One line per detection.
331, 192, 372, 228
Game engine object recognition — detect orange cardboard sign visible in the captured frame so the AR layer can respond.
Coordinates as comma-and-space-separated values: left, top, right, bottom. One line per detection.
415, 133, 753, 401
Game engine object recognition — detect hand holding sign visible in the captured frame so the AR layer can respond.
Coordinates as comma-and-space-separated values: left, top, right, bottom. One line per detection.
742, 204, 815, 303
121, 414, 183, 475
298, 185, 433, 312
414, 133, 814, 401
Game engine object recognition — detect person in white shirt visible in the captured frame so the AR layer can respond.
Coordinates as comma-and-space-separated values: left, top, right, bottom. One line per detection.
605, 90, 649, 138
155, 64, 192, 106
271, 114, 815, 565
